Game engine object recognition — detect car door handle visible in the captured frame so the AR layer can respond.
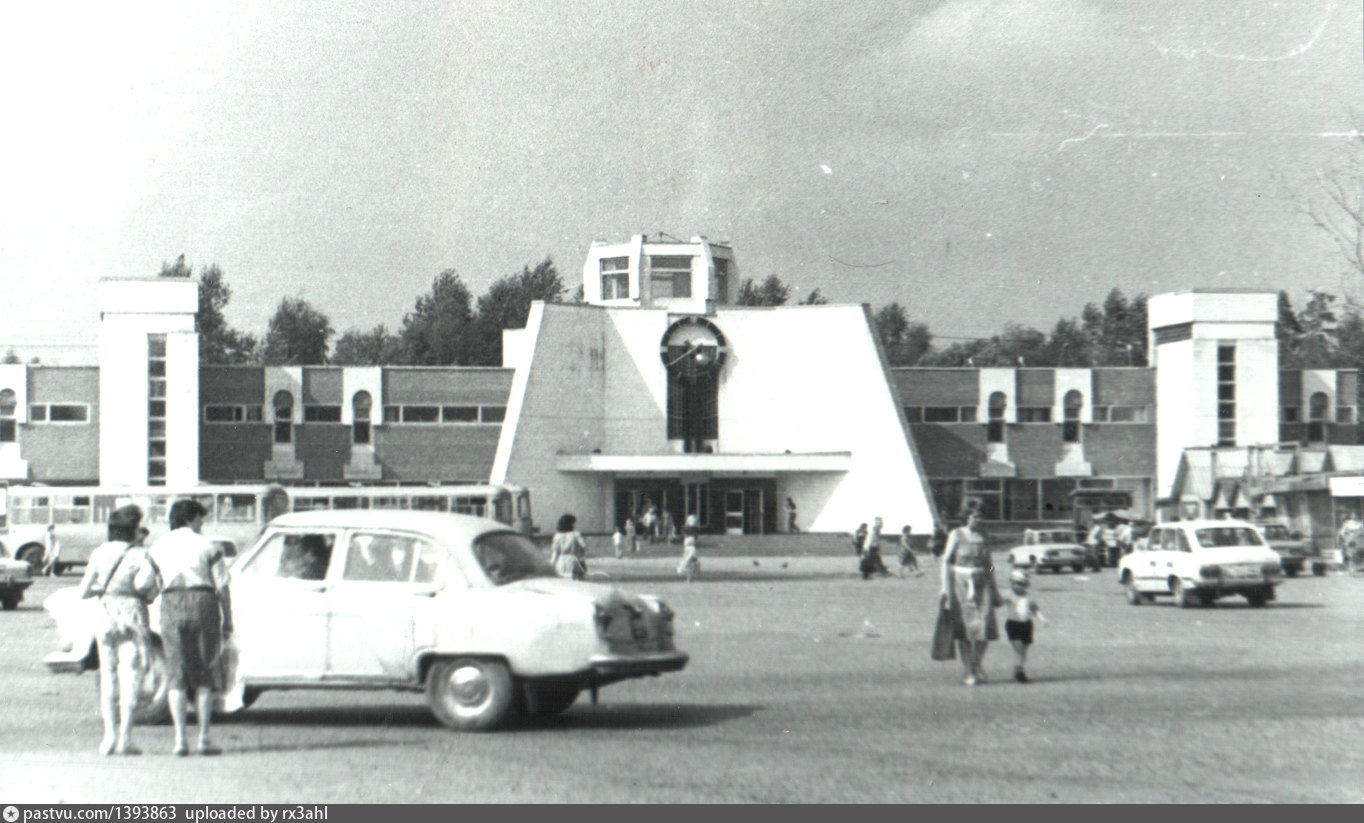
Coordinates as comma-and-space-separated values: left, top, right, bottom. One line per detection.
413, 590, 439, 598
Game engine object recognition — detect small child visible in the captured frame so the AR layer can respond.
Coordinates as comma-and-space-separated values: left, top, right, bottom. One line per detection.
612, 523, 625, 559
897, 525, 922, 577
1002, 569, 1046, 683
677, 514, 700, 582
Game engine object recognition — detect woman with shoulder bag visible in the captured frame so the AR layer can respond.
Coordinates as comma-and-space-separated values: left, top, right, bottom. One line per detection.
75, 505, 162, 755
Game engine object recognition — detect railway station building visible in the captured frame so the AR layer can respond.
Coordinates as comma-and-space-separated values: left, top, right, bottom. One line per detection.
1, 235, 1360, 543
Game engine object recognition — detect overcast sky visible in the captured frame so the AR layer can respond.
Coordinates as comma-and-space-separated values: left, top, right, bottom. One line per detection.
2, 0, 1360, 363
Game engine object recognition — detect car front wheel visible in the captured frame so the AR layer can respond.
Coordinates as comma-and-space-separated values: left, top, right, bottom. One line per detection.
1171, 578, 1193, 609
1245, 591, 1269, 608
427, 658, 515, 731
1123, 574, 1143, 606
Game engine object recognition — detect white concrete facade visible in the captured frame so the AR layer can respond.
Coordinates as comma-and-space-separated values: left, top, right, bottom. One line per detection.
1149, 290, 1279, 497
96, 278, 199, 487
491, 301, 938, 534
581, 235, 737, 314
0, 364, 29, 479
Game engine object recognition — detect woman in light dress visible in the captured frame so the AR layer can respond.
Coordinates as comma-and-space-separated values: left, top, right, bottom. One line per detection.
938, 510, 1001, 686
549, 514, 588, 580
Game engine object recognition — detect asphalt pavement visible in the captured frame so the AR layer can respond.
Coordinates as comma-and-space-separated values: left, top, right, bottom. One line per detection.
1, 555, 1361, 803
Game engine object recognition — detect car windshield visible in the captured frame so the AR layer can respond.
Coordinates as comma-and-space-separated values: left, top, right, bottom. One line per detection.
472, 531, 556, 584
1193, 527, 1265, 549
1039, 532, 1068, 544
1261, 525, 1289, 539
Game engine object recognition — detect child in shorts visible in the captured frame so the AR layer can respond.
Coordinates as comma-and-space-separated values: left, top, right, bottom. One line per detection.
1003, 568, 1046, 682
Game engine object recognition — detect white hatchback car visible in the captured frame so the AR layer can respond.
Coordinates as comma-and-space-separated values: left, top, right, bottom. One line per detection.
1118, 519, 1283, 608
45, 511, 688, 730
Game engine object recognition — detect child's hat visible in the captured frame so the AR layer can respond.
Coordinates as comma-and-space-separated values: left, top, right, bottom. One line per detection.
1009, 568, 1031, 585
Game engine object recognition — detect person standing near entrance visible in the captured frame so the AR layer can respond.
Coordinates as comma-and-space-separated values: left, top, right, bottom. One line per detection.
624, 515, 639, 554
677, 514, 701, 582
147, 499, 233, 756
786, 497, 799, 534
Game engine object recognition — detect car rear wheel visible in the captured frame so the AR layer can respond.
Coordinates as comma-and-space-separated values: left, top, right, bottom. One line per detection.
1312, 562, 1327, 576
1170, 578, 1193, 609
1072, 564, 1084, 574
1283, 566, 1298, 578
1, 594, 19, 610
16, 545, 44, 576
427, 658, 515, 731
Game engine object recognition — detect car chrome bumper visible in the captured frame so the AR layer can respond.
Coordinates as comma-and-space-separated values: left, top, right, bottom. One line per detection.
588, 650, 690, 679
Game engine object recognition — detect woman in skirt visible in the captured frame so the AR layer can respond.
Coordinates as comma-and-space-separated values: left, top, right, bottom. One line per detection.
938, 510, 1001, 686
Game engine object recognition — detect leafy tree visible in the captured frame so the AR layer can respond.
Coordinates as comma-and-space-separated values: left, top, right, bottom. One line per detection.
1042, 317, 1094, 367
1080, 289, 1147, 366
262, 297, 333, 365
2, 349, 20, 364
469, 257, 566, 366
399, 269, 476, 365
332, 324, 402, 366
1304, 138, 1364, 308
798, 288, 828, 305
735, 274, 791, 306
873, 302, 933, 366
196, 264, 259, 364
158, 254, 193, 278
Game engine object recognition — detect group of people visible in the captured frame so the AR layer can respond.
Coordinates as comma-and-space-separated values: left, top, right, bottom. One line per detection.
552, 509, 702, 583
607, 499, 679, 558
852, 518, 923, 579
75, 499, 233, 756
934, 510, 1045, 685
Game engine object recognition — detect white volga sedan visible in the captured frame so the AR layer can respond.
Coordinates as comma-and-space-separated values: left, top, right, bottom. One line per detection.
1118, 519, 1283, 609
45, 511, 688, 730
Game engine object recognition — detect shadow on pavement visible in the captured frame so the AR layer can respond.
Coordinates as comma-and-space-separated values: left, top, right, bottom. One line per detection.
507, 702, 761, 732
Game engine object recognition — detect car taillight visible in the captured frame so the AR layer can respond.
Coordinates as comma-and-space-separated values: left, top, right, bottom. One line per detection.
1199, 565, 1222, 579
593, 603, 613, 635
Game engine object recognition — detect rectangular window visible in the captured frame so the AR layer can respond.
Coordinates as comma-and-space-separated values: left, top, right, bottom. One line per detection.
384, 406, 401, 423
1218, 420, 1236, 446
148, 441, 167, 458
1218, 365, 1235, 382
600, 257, 629, 300
353, 421, 371, 445
1218, 383, 1235, 401
481, 405, 506, 423
304, 405, 342, 423
649, 255, 693, 298
1218, 345, 1235, 363
1281, 406, 1299, 423
1106, 406, 1149, 423
442, 406, 479, 423
29, 405, 46, 422
274, 421, 292, 444
205, 406, 236, 423
1218, 403, 1235, 420
148, 360, 166, 378
959, 407, 978, 423
1016, 407, 1052, 423
903, 407, 924, 423
402, 406, 440, 423
149, 400, 166, 418
923, 407, 959, 423
0, 420, 14, 442
27, 404, 90, 423
713, 259, 730, 305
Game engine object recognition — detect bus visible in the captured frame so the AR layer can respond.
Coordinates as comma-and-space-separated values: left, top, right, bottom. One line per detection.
0, 483, 533, 574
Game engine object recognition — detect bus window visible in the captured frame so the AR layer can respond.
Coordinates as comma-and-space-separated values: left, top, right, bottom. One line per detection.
412, 496, 449, 512
190, 494, 216, 521
332, 496, 368, 510
450, 496, 481, 516
292, 496, 331, 513
52, 496, 92, 525
216, 493, 258, 522
371, 496, 408, 511
14, 496, 51, 525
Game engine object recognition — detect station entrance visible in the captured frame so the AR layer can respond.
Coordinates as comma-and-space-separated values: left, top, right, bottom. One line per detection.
613, 477, 776, 535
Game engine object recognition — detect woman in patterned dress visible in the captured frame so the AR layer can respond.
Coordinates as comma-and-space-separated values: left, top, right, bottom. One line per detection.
76, 505, 161, 755
938, 510, 1001, 685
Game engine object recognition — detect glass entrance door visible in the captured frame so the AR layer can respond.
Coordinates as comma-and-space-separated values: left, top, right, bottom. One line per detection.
724, 490, 745, 535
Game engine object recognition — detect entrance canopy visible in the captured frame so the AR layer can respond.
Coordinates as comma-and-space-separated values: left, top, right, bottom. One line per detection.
555, 451, 852, 474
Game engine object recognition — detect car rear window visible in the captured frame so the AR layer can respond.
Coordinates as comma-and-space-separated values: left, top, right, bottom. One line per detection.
1193, 527, 1264, 548
472, 532, 556, 584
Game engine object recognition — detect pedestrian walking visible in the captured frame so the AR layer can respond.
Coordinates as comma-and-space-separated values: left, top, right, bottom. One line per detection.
42, 524, 61, 576
853, 523, 869, 557
937, 510, 1000, 686
147, 499, 233, 756
624, 515, 639, 554
859, 517, 890, 579
75, 505, 161, 755
786, 497, 799, 534
897, 525, 923, 577
612, 523, 625, 559
677, 513, 700, 582
642, 500, 660, 544
1000, 568, 1047, 683
549, 514, 588, 580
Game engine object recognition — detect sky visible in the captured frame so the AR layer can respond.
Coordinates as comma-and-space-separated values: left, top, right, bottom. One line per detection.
1, 0, 1360, 364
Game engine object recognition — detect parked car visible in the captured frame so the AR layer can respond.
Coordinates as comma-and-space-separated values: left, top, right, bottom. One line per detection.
0, 552, 34, 610
1119, 519, 1284, 608
1253, 522, 1320, 577
1008, 529, 1098, 573
44, 510, 689, 730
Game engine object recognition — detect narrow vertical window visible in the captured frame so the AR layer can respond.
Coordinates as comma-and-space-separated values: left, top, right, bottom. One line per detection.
273, 391, 294, 444
0, 388, 16, 443
1217, 344, 1236, 446
1063, 390, 1083, 443
148, 334, 167, 484
987, 392, 1007, 443
1308, 391, 1329, 443
352, 391, 372, 445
